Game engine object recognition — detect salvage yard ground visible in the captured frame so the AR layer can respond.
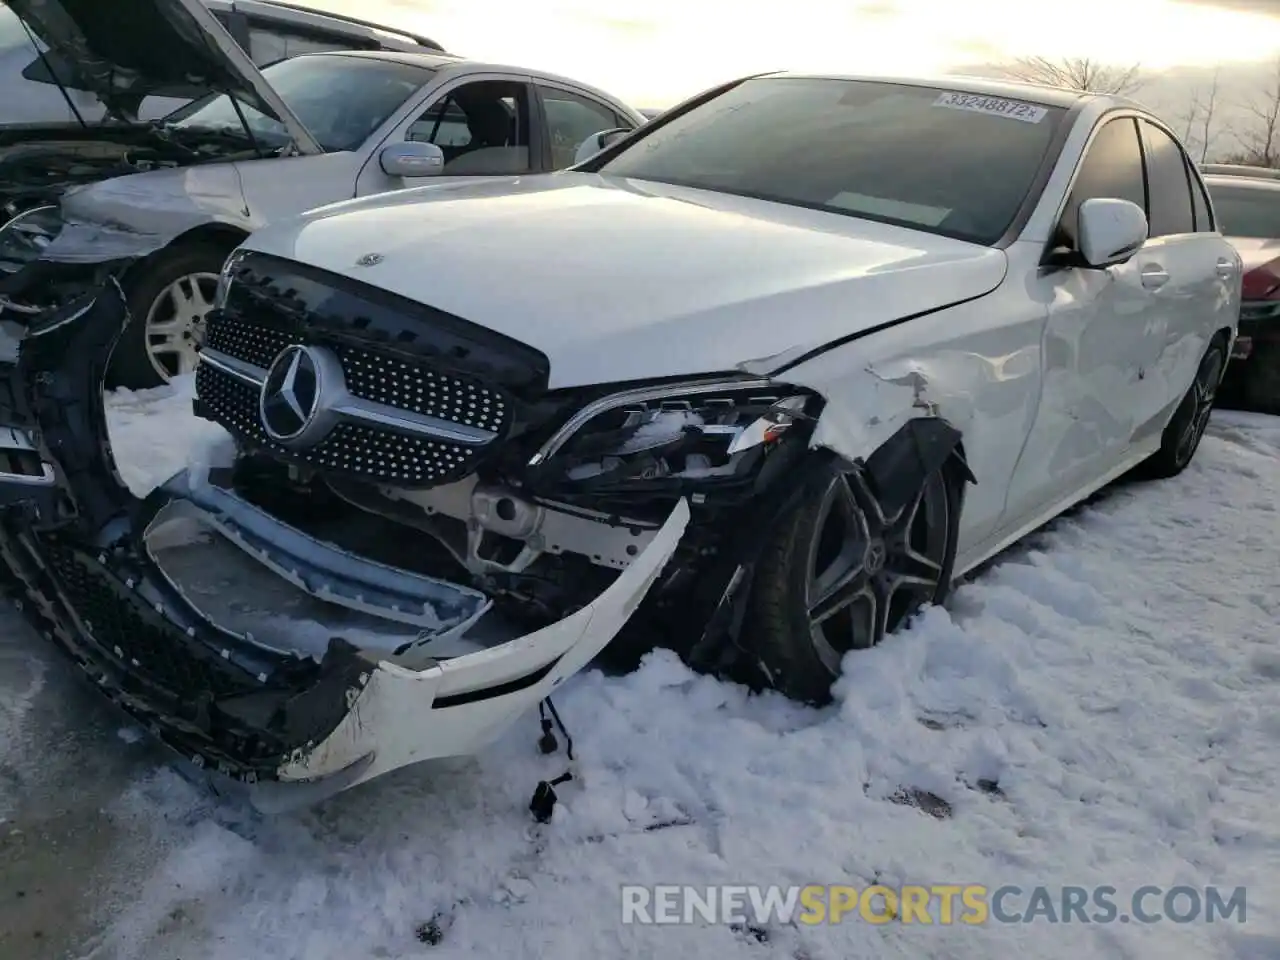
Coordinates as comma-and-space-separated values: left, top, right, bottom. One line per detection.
1, 376, 1278, 960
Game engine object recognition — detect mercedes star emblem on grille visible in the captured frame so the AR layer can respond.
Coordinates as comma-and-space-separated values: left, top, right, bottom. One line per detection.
355, 252, 384, 267
260, 345, 322, 441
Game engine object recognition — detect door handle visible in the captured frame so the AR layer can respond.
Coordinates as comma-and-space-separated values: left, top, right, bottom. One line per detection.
1216, 258, 1237, 280
1141, 264, 1169, 290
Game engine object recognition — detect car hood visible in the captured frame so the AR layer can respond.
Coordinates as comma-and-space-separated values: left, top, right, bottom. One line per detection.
243, 174, 1009, 389
6, 0, 319, 150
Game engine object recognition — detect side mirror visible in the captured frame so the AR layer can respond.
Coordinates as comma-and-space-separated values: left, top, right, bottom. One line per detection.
573, 128, 631, 166
380, 141, 445, 178
1077, 197, 1148, 268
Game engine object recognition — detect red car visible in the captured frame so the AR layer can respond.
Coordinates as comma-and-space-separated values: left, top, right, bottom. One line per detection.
1204, 171, 1280, 411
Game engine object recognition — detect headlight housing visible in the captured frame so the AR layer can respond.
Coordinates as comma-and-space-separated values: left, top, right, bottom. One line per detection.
212, 248, 249, 311
0, 204, 62, 276
525, 377, 820, 500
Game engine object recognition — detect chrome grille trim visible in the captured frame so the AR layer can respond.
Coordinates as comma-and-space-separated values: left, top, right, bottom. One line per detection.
198, 348, 499, 446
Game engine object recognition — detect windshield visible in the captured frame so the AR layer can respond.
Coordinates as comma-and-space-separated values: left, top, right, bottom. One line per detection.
595, 77, 1067, 245
1207, 182, 1280, 240
166, 54, 432, 152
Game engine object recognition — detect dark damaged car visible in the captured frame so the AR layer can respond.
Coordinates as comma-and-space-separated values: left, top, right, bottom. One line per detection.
0, 73, 1239, 808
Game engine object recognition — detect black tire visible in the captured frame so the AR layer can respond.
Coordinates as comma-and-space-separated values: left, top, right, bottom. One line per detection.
1140, 335, 1227, 480
108, 240, 236, 390
742, 457, 963, 705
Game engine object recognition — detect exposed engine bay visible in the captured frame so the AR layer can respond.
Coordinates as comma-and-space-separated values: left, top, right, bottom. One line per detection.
0, 123, 267, 303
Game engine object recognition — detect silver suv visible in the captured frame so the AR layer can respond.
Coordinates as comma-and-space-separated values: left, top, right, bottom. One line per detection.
0, 0, 443, 123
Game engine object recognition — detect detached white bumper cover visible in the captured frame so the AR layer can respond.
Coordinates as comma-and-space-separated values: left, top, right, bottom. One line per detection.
275, 497, 689, 787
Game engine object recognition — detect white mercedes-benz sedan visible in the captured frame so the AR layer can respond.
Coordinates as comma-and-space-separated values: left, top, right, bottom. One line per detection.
0, 72, 1242, 805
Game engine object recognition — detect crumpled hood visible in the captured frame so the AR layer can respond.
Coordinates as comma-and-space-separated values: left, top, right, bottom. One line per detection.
6, 0, 318, 149
243, 174, 1009, 388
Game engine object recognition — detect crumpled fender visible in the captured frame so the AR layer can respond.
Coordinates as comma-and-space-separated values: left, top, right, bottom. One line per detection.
40, 164, 253, 264
745, 283, 1046, 552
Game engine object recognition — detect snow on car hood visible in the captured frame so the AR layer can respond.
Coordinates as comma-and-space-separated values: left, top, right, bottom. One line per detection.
242, 174, 1009, 389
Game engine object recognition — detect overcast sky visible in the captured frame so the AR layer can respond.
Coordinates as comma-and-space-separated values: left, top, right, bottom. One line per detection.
310, 0, 1280, 101
313, 0, 1280, 157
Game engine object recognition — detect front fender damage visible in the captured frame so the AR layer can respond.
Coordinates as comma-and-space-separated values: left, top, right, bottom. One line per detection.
2, 165, 251, 315
0, 284, 689, 808
685, 354, 975, 684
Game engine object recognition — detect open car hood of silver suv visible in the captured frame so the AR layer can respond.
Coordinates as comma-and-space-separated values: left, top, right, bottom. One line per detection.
7, 0, 320, 151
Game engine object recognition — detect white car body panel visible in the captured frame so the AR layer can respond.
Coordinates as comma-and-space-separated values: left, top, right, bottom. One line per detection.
236, 88, 1241, 583
244, 174, 1009, 387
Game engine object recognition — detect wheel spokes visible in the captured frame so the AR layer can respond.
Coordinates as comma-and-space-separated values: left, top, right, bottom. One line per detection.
143, 272, 219, 381
806, 467, 950, 676
1178, 352, 1221, 460
808, 541, 868, 623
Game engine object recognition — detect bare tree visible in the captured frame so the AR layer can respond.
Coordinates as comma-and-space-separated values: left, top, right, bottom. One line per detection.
1195, 69, 1221, 163
998, 56, 1143, 96
1230, 57, 1280, 167
1177, 69, 1223, 162
1174, 99, 1200, 148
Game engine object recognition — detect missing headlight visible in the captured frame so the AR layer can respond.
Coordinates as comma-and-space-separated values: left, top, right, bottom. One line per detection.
0, 204, 60, 279
525, 379, 819, 496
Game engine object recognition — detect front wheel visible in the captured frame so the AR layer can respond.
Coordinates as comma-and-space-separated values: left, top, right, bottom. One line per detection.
743, 459, 962, 705
108, 240, 235, 390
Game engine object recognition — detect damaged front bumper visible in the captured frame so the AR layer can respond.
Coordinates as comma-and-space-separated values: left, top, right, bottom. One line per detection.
0, 283, 688, 807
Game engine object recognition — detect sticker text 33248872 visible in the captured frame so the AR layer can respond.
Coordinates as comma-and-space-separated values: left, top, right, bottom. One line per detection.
933, 91, 1048, 124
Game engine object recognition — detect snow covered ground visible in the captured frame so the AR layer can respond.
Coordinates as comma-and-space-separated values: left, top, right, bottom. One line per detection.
2, 377, 1279, 960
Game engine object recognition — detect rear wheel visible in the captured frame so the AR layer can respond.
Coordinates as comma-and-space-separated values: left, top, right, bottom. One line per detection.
1141, 336, 1226, 480
743, 459, 962, 705
108, 240, 235, 390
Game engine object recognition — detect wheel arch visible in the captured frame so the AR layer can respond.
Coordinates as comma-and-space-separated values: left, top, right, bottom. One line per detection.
858, 416, 974, 518
120, 222, 249, 288
1212, 325, 1234, 383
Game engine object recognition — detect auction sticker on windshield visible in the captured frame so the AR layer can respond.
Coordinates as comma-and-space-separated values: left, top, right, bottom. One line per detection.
933, 91, 1047, 123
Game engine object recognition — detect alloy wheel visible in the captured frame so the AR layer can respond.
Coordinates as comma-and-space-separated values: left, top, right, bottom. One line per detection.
1174, 347, 1224, 467
804, 468, 951, 676
143, 271, 220, 382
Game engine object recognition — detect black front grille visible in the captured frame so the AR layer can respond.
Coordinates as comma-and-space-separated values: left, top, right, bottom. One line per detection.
195, 364, 485, 485
204, 311, 293, 369
195, 252, 548, 488
42, 542, 256, 700
333, 343, 507, 434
